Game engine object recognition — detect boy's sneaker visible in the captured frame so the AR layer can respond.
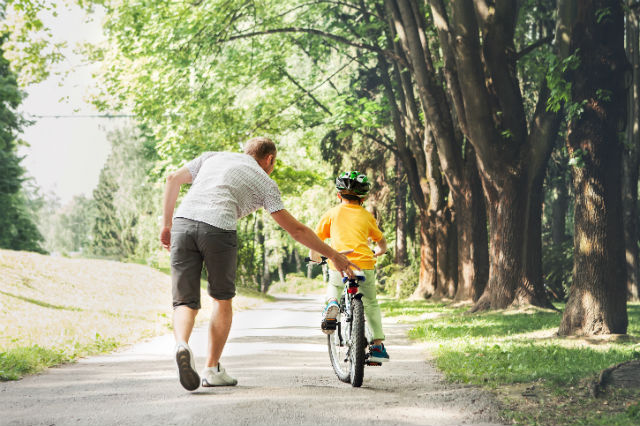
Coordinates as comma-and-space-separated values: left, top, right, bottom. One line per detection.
321, 298, 339, 334
369, 343, 390, 363
201, 363, 238, 387
175, 342, 200, 391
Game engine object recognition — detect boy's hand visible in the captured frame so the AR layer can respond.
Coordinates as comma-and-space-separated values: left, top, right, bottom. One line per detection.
373, 246, 386, 257
309, 250, 322, 263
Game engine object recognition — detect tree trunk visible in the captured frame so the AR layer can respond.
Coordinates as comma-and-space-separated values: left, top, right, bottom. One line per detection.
454, 147, 489, 302
559, 0, 629, 336
472, 177, 527, 310
550, 159, 570, 246
411, 209, 437, 298
395, 157, 408, 266
521, 169, 556, 308
435, 205, 457, 299
624, 4, 640, 301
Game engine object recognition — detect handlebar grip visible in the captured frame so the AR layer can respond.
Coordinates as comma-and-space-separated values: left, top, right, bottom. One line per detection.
304, 256, 327, 263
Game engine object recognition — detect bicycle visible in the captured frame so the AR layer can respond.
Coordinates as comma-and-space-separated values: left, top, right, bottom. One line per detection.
305, 256, 381, 387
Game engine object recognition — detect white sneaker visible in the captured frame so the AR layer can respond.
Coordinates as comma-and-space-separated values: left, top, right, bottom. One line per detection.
201, 363, 238, 387
175, 342, 200, 391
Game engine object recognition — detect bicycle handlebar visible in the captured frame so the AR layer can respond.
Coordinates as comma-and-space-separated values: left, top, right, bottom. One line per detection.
304, 256, 327, 264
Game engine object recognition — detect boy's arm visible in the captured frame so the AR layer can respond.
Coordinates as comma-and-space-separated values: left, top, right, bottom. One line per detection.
374, 236, 387, 257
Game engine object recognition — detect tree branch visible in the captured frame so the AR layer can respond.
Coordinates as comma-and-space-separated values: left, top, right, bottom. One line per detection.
272, 0, 385, 22
280, 68, 331, 114
226, 27, 407, 67
516, 35, 553, 60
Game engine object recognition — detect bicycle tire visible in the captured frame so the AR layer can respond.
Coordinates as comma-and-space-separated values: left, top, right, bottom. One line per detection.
349, 298, 366, 387
328, 311, 351, 383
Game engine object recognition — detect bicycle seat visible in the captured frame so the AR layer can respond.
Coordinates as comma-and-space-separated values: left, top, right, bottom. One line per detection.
343, 272, 366, 283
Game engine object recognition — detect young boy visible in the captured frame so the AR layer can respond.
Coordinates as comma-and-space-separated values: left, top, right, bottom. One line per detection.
309, 171, 389, 363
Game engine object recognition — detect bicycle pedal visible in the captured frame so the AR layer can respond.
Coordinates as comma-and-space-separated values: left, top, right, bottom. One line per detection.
321, 318, 337, 331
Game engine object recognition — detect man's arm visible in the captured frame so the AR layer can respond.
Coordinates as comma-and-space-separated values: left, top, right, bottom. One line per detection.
271, 209, 358, 277
160, 167, 193, 250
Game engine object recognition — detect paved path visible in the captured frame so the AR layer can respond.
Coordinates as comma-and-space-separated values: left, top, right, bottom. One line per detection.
0, 295, 502, 426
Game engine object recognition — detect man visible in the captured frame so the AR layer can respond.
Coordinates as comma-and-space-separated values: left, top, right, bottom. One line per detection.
160, 136, 357, 391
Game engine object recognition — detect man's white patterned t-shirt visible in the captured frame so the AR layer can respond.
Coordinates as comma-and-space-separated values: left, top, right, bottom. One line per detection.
174, 152, 285, 230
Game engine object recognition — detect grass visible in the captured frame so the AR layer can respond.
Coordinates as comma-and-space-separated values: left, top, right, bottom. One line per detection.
0, 335, 118, 380
267, 273, 326, 295
380, 299, 640, 426
0, 248, 270, 381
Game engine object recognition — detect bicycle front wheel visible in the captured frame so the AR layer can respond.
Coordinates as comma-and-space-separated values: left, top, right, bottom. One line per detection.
349, 298, 366, 387
328, 310, 351, 383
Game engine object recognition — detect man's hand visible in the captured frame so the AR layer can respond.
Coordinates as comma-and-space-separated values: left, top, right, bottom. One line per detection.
330, 252, 359, 278
160, 226, 171, 251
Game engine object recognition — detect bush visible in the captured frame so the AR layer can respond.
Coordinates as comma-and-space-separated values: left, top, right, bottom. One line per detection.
378, 262, 419, 299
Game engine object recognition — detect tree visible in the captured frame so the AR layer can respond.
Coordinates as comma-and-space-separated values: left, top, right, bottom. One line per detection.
623, 1, 640, 301
0, 32, 44, 253
90, 125, 161, 261
558, 0, 629, 336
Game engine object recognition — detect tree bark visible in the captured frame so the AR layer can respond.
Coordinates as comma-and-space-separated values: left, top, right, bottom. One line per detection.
559, 0, 629, 336
549, 156, 570, 246
454, 145, 489, 302
624, 4, 640, 301
434, 205, 457, 299
395, 157, 408, 266
411, 209, 437, 298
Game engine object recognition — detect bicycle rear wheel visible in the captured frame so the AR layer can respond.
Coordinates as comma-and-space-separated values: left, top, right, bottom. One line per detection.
328, 310, 351, 383
349, 298, 366, 387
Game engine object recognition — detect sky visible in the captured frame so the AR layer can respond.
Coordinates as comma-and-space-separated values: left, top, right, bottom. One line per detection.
16, 3, 126, 204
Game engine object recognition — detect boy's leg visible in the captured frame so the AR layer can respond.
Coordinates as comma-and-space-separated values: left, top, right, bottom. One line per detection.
359, 270, 385, 342
326, 269, 343, 302
320, 270, 343, 334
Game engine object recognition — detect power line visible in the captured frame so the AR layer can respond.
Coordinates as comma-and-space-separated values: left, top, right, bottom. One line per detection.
25, 113, 136, 119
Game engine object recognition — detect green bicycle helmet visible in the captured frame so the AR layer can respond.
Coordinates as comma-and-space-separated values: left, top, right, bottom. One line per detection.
335, 171, 370, 197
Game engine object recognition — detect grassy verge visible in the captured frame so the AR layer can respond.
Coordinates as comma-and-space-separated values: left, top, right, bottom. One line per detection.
0, 249, 270, 381
267, 273, 326, 295
380, 299, 640, 426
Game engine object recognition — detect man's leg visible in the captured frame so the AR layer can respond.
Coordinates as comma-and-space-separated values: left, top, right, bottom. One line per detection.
173, 305, 199, 344
205, 298, 233, 368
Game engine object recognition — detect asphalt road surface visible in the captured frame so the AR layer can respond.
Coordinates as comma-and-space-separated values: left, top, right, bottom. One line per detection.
0, 295, 503, 426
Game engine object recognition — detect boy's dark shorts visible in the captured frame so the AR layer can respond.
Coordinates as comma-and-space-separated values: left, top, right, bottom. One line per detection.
170, 217, 237, 309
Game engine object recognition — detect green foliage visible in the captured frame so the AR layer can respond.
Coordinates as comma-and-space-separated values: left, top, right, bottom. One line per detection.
89, 125, 162, 262
39, 194, 96, 255
378, 261, 419, 299
1, 1, 66, 85
568, 148, 587, 168
546, 53, 581, 114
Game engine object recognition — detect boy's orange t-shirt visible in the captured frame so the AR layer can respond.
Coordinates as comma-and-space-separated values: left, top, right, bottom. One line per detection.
315, 203, 383, 270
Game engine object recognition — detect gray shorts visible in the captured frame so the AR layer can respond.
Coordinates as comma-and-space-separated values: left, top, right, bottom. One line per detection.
170, 217, 237, 309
